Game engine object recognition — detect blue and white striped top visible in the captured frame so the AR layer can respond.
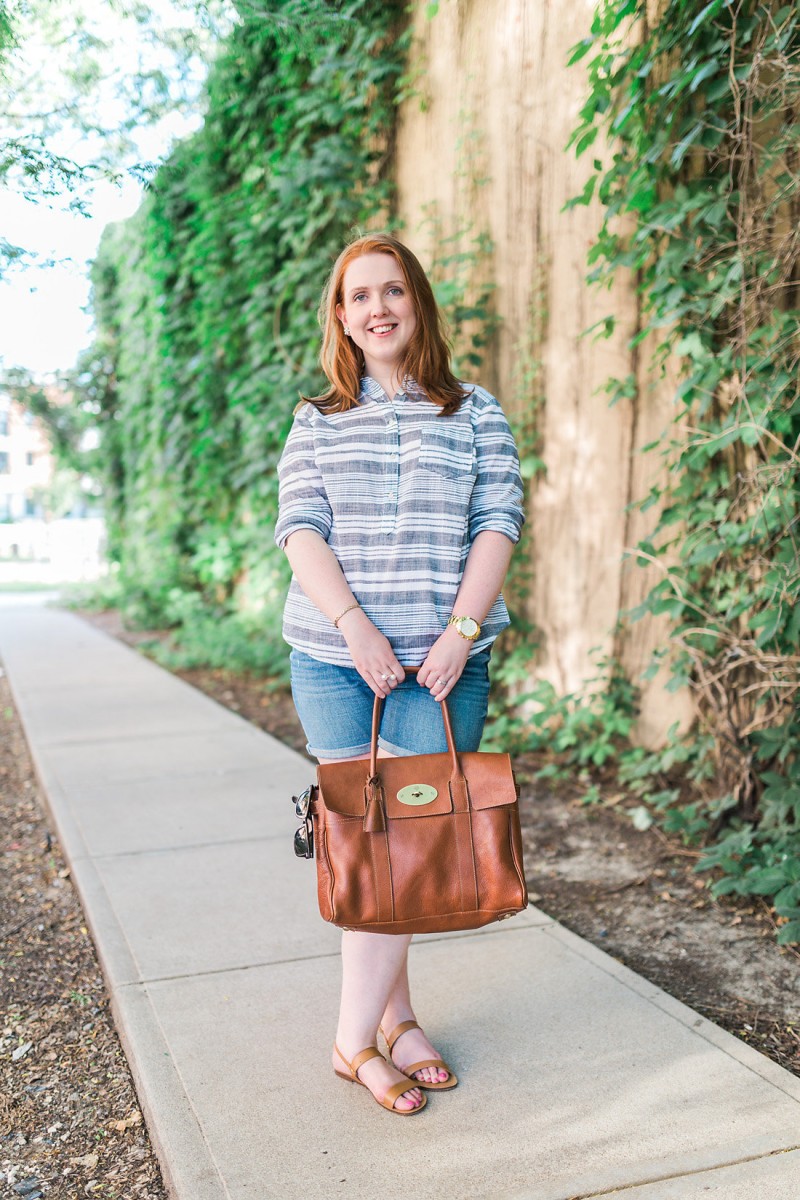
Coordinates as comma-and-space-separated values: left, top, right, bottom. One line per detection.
274, 375, 524, 667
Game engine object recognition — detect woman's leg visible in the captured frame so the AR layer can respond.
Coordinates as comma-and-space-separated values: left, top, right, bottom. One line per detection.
319, 751, 424, 1112
381, 959, 451, 1086
333, 929, 424, 1110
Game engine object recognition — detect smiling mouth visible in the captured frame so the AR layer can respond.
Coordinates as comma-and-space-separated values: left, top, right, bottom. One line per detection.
369, 323, 397, 335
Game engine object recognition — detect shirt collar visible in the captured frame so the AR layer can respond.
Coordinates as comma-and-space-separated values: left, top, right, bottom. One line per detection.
401, 375, 427, 397
360, 375, 386, 401
359, 374, 427, 401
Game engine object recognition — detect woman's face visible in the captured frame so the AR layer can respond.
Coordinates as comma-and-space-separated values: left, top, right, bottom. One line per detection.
336, 253, 417, 382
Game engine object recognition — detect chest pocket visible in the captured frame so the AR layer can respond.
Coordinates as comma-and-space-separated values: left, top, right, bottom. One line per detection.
418, 423, 477, 480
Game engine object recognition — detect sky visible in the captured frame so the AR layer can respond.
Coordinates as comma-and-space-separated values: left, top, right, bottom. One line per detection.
1, 179, 148, 378
0, 1, 223, 380
0, 121, 196, 379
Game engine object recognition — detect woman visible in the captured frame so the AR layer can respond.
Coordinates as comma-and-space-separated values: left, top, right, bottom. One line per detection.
274, 233, 524, 1114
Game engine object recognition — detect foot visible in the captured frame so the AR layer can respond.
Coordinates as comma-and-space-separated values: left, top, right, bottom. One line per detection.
383, 1022, 450, 1086
331, 1045, 424, 1112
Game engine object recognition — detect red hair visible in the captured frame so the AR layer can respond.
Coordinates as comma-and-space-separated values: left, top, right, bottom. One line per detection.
302, 233, 468, 415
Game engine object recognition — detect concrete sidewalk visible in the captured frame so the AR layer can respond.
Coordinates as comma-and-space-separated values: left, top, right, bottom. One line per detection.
1, 599, 799, 1200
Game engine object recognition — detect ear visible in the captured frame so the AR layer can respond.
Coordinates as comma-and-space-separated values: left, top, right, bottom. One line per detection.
335, 303, 345, 323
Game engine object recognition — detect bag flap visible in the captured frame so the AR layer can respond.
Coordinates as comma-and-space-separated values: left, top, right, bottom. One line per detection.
457, 751, 519, 810
317, 750, 517, 820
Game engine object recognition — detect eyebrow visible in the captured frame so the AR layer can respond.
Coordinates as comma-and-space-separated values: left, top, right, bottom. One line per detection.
347, 279, 405, 296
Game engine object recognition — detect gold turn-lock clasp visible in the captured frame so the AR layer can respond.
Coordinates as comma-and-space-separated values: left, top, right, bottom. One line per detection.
397, 783, 438, 806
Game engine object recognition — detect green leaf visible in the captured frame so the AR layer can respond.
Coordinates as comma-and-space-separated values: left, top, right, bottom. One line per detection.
775, 882, 800, 910
670, 121, 705, 169
567, 37, 594, 67
627, 186, 656, 213
564, 175, 597, 210
689, 59, 721, 94
745, 867, 791, 895
573, 127, 599, 157
710, 877, 743, 897
687, 0, 725, 38
750, 608, 781, 646
777, 921, 800, 946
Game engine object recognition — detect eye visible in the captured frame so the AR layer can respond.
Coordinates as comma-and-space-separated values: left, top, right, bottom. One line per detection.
353, 291, 368, 302
388, 286, 403, 296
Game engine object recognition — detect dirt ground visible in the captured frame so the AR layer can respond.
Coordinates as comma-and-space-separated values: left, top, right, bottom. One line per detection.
2, 606, 798, 1197
0, 664, 166, 1199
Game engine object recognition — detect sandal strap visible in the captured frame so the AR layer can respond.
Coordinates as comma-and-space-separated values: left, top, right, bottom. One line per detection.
335, 1043, 382, 1080
382, 1078, 420, 1111
404, 1058, 449, 1076
383, 1020, 421, 1053
350, 1046, 383, 1078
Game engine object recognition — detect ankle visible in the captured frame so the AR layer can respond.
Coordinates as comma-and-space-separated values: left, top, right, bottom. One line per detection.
335, 1029, 379, 1061
381, 1009, 416, 1037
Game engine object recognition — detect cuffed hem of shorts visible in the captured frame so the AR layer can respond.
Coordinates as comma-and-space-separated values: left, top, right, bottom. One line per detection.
306, 739, 372, 760
305, 735, 420, 760
376, 735, 418, 758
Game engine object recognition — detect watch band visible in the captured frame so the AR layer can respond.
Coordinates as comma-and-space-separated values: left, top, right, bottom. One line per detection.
448, 615, 481, 641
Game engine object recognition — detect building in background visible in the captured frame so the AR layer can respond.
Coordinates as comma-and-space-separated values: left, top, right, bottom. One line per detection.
0, 392, 51, 523
0, 388, 105, 583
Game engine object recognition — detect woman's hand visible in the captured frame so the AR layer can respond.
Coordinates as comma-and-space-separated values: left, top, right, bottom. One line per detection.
339, 609, 405, 698
417, 627, 472, 702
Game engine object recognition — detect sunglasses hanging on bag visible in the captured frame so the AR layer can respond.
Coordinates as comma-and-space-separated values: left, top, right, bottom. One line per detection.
292, 785, 316, 859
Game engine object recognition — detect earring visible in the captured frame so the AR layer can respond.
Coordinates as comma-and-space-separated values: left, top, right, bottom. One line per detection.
343, 325, 351, 336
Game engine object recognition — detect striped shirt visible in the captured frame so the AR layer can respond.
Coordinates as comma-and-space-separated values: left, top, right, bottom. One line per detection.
274, 375, 524, 666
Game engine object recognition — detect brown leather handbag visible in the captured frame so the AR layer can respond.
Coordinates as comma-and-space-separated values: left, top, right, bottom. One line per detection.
296, 676, 528, 934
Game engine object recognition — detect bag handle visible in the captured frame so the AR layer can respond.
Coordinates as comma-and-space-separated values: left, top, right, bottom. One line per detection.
368, 667, 462, 781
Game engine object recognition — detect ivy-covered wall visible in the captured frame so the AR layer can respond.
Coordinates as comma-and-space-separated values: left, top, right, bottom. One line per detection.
85, 0, 405, 648
569, 0, 800, 932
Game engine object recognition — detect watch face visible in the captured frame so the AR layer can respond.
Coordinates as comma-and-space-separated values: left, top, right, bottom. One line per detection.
460, 617, 479, 638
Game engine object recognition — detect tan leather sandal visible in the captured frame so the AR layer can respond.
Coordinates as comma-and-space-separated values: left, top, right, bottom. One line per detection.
333, 1043, 427, 1114
380, 1020, 458, 1090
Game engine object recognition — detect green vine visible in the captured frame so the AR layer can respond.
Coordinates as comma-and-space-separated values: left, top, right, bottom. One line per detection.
73, 0, 408, 671
565, 0, 800, 940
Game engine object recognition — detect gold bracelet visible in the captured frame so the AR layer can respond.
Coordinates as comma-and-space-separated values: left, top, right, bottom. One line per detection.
333, 602, 360, 628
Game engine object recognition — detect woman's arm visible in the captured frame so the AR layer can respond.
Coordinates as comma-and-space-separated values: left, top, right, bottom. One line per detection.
283, 529, 405, 696
282, 528, 357, 626
451, 529, 516, 621
416, 530, 515, 699
417, 389, 523, 700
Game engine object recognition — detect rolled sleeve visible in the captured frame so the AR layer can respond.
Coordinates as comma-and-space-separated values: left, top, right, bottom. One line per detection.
274, 411, 333, 550
468, 392, 525, 543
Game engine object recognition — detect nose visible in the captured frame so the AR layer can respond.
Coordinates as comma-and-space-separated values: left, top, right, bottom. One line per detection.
370, 292, 388, 317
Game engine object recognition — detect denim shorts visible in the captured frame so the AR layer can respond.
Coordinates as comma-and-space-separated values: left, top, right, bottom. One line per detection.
290, 647, 492, 759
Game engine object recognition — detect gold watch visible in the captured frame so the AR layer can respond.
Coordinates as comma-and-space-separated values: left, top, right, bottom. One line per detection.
447, 615, 481, 641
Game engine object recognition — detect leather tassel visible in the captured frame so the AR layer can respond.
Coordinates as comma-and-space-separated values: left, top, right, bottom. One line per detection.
364, 777, 386, 833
